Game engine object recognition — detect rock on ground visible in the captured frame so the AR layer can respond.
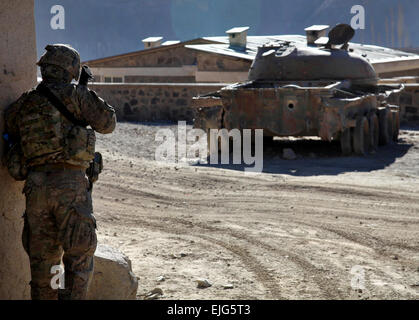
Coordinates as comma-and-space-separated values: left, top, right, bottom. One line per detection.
87, 244, 138, 300
282, 148, 297, 160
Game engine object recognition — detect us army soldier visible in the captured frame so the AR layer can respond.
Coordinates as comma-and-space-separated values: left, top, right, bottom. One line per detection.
4, 44, 116, 300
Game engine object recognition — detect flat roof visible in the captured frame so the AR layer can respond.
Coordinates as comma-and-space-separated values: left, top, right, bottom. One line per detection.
162, 40, 180, 46
186, 35, 419, 65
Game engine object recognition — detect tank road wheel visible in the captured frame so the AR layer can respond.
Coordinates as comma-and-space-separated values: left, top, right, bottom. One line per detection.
391, 109, 400, 142
340, 127, 352, 156
353, 116, 370, 156
368, 113, 379, 152
378, 108, 393, 145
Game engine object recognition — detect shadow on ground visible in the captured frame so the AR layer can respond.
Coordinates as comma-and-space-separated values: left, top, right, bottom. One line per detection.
195, 134, 414, 177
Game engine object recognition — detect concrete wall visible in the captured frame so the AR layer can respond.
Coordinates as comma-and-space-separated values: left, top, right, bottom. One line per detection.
196, 52, 251, 72
194, 51, 250, 82
89, 83, 226, 122
0, 0, 37, 299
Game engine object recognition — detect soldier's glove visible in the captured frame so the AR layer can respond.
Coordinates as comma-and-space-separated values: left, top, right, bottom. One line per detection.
86, 152, 103, 190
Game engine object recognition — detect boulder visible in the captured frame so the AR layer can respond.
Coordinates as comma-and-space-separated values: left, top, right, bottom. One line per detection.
87, 244, 138, 300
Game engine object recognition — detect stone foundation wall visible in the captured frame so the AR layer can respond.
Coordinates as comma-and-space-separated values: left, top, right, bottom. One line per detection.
89, 83, 226, 122
89, 82, 419, 125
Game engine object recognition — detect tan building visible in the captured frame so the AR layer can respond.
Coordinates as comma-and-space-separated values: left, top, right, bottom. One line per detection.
86, 26, 419, 84
85, 38, 223, 83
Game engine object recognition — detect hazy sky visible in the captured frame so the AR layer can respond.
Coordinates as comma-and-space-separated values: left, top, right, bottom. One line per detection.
35, 0, 419, 61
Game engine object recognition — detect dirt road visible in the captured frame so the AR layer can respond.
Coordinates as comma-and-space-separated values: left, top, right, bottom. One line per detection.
94, 122, 419, 300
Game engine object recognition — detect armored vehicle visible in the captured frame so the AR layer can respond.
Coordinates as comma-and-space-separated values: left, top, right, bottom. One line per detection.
193, 24, 403, 156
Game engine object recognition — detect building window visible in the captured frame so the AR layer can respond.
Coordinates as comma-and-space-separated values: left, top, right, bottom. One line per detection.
103, 76, 123, 83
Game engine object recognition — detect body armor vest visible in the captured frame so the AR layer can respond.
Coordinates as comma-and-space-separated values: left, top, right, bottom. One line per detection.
19, 97, 64, 160
18, 90, 95, 168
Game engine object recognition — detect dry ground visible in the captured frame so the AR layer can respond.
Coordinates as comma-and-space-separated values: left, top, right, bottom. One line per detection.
93, 122, 419, 300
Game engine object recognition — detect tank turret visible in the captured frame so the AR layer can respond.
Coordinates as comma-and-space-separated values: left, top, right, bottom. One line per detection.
249, 24, 378, 88
248, 43, 378, 87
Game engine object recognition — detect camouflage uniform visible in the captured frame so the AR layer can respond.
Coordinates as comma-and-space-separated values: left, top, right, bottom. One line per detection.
4, 44, 116, 300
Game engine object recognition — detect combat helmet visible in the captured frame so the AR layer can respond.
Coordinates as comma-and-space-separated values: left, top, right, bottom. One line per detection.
37, 44, 81, 80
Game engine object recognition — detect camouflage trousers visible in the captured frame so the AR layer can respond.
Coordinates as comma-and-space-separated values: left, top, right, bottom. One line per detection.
22, 165, 97, 300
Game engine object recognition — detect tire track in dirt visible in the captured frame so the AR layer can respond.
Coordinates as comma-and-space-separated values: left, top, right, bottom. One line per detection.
156, 216, 419, 299
99, 179, 419, 255
121, 215, 286, 299
267, 182, 419, 203
205, 195, 419, 225
102, 170, 419, 225
148, 212, 419, 296
98, 181, 179, 204
285, 218, 419, 261
227, 203, 419, 256
144, 215, 343, 299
